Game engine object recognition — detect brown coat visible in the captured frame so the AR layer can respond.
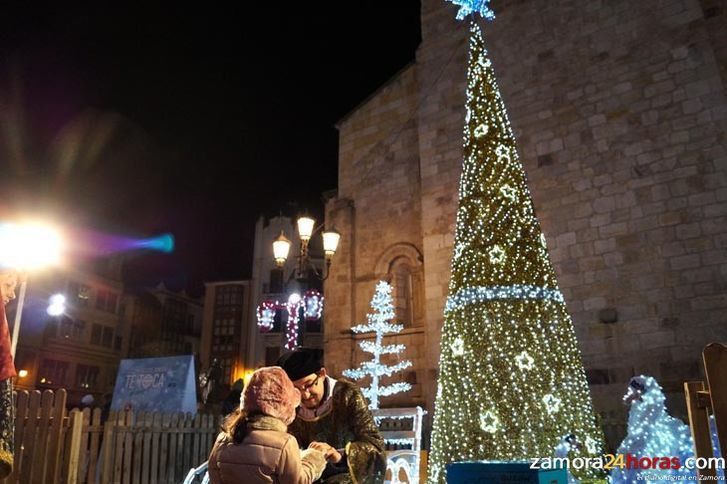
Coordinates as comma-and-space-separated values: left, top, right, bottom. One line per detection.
208, 414, 326, 484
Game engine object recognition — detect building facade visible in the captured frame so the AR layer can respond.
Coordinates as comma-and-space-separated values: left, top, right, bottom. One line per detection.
122, 283, 203, 358
324, 0, 727, 441
12, 257, 204, 406
13, 259, 126, 406
200, 280, 253, 388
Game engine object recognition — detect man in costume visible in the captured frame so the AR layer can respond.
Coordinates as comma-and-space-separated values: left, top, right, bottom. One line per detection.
0, 271, 17, 478
278, 347, 386, 484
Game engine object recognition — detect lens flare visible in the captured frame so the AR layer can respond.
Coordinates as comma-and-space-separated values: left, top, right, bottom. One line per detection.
133, 233, 175, 253
0, 222, 64, 270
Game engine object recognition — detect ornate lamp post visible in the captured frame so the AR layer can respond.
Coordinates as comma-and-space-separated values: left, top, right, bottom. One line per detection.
259, 215, 340, 350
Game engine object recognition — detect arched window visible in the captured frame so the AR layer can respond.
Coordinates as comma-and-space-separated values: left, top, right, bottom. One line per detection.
374, 243, 424, 328
390, 258, 413, 326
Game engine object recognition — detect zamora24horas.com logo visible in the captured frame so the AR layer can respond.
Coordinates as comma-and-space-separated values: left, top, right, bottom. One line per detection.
530, 453, 726, 472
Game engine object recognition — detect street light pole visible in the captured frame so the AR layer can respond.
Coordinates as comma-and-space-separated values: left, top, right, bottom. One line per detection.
10, 274, 27, 358
261, 215, 341, 350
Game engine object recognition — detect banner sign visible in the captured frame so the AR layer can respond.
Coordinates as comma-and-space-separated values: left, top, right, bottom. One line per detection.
111, 355, 197, 414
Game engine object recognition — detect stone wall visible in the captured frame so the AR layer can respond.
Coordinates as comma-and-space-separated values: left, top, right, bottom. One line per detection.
325, 65, 427, 406
326, 0, 727, 438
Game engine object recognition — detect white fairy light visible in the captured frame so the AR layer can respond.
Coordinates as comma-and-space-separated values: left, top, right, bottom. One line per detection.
542, 394, 562, 415
500, 184, 517, 202
479, 410, 499, 433
488, 245, 505, 264
515, 351, 534, 371
474, 123, 489, 138
428, 19, 604, 484
451, 337, 465, 356
343, 281, 412, 409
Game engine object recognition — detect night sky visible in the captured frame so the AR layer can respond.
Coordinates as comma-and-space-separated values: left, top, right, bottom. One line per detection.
0, 3, 422, 293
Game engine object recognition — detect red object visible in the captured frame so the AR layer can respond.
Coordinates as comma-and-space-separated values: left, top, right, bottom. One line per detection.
0, 296, 16, 381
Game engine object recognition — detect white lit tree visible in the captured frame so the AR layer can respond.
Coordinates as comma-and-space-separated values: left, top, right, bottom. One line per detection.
427, 2, 604, 482
343, 281, 412, 409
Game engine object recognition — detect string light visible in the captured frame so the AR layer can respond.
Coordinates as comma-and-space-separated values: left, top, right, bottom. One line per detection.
427, 20, 604, 483
256, 301, 276, 333
611, 376, 697, 482
343, 281, 412, 409
514, 351, 534, 371
255, 290, 325, 349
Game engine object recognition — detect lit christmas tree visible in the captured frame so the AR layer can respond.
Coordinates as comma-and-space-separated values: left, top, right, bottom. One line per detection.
342, 280, 412, 409
427, 6, 604, 483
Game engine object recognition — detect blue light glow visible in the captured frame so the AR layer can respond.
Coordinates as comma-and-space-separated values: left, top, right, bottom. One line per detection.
447, 0, 495, 21
133, 233, 175, 253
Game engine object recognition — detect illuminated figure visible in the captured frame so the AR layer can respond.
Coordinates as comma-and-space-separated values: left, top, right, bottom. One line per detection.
611, 375, 695, 483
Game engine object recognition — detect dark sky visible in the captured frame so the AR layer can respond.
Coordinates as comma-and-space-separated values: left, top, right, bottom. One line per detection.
0, 3, 422, 293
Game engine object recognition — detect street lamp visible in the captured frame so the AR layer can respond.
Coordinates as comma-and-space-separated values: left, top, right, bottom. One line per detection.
273, 215, 340, 282
0, 221, 64, 357
260, 215, 340, 350
47, 294, 66, 317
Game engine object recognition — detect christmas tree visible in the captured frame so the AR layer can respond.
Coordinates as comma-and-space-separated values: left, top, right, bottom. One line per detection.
427, 12, 604, 484
342, 280, 412, 409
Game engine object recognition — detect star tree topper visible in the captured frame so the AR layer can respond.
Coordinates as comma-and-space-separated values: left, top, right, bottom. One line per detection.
447, 0, 495, 20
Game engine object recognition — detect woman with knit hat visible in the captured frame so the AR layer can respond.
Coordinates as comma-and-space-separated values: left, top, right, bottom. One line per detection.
208, 366, 327, 484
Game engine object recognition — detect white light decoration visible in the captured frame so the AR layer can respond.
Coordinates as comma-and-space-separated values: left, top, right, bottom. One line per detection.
374, 405, 427, 484
542, 394, 562, 415
256, 291, 324, 349
453, 243, 465, 260
445, 285, 565, 313
256, 300, 276, 333
450, 337, 465, 356
500, 184, 517, 202
495, 143, 509, 161
514, 351, 534, 370
427, 17, 604, 484
285, 294, 302, 350
611, 376, 697, 482
585, 436, 599, 455
473, 123, 489, 138
479, 410, 499, 433
342, 281, 412, 409
303, 289, 324, 320
488, 245, 505, 264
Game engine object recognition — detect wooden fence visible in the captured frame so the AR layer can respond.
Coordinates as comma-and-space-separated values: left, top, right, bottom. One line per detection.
1, 389, 221, 484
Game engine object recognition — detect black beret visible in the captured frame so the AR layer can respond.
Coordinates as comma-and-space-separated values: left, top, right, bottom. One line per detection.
277, 347, 324, 382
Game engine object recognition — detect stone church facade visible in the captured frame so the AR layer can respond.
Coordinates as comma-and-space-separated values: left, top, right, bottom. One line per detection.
323, 0, 727, 442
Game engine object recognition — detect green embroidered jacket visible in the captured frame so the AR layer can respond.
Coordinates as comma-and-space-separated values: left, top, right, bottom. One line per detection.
288, 378, 386, 484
